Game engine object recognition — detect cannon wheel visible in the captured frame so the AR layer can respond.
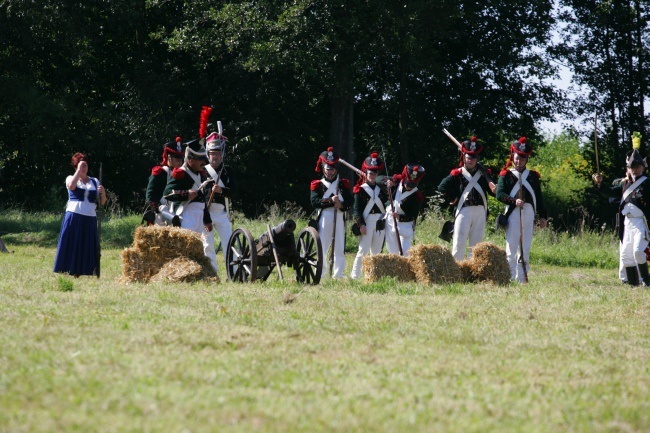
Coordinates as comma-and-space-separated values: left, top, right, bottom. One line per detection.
295, 227, 323, 284
226, 228, 258, 282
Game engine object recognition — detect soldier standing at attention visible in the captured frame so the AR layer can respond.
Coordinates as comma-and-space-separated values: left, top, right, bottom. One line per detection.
438, 135, 496, 260
593, 148, 650, 286
384, 163, 425, 256
204, 129, 235, 269
310, 147, 352, 278
350, 151, 388, 279
143, 137, 184, 225
496, 136, 548, 282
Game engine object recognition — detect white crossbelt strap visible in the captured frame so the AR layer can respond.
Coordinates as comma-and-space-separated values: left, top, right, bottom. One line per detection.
175, 165, 203, 215
455, 168, 487, 218
622, 176, 647, 202
205, 165, 226, 188
361, 184, 386, 220
159, 166, 172, 205
389, 181, 417, 215
504, 169, 535, 215
320, 178, 343, 202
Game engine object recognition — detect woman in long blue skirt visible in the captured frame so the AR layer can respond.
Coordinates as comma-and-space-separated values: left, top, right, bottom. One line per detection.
53, 153, 106, 276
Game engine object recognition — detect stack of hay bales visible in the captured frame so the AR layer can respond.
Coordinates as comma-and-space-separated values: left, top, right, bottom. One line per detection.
362, 254, 416, 283
459, 242, 510, 285
121, 226, 218, 283
408, 244, 462, 284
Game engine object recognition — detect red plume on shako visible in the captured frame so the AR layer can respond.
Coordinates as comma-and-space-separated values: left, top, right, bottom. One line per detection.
402, 163, 425, 188
161, 136, 184, 165
315, 147, 340, 172
361, 151, 385, 173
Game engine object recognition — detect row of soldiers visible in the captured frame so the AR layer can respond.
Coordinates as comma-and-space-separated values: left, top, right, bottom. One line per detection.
142, 120, 650, 286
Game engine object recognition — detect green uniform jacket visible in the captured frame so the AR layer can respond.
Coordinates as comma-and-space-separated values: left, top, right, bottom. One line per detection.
310, 176, 353, 212
496, 168, 547, 219
595, 175, 650, 240
384, 174, 425, 222
145, 165, 170, 206
163, 166, 209, 205
352, 182, 389, 227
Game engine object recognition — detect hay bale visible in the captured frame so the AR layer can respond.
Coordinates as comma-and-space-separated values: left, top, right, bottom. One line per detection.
121, 247, 165, 283
457, 259, 475, 283
121, 225, 217, 284
408, 244, 462, 284
133, 225, 205, 262
465, 242, 510, 285
151, 257, 219, 283
362, 254, 416, 283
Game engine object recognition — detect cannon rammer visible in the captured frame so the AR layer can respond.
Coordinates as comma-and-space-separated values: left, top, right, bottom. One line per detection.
226, 219, 323, 284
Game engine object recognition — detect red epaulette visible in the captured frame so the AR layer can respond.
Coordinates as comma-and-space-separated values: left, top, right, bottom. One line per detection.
340, 178, 350, 189
353, 184, 362, 194
450, 168, 462, 176
530, 170, 541, 179
151, 166, 164, 176
499, 169, 509, 177
310, 179, 321, 191
393, 174, 403, 182
415, 191, 425, 203
171, 168, 186, 179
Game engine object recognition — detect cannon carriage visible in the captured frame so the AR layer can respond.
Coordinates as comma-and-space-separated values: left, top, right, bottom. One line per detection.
225, 219, 323, 284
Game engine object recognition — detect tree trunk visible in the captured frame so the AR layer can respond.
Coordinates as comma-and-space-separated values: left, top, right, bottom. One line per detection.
329, 93, 355, 187
398, 59, 410, 165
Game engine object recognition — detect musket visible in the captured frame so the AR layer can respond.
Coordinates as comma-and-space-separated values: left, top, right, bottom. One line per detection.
329, 184, 339, 276
338, 158, 366, 182
96, 162, 103, 278
381, 146, 403, 256
442, 128, 496, 188
594, 112, 600, 175
518, 175, 528, 283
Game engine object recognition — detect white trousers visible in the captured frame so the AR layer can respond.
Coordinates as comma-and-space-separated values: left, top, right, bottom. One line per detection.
452, 205, 486, 261
204, 204, 233, 274
350, 213, 386, 279
180, 202, 219, 273
319, 207, 347, 278
385, 215, 414, 256
620, 216, 649, 267
505, 203, 534, 282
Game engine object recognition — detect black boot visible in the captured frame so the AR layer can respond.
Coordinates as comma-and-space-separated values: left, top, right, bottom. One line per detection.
625, 266, 640, 286
638, 263, 650, 286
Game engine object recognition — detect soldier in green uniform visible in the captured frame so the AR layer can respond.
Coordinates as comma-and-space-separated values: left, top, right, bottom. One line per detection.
350, 152, 389, 279
593, 149, 650, 286
143, 137, 184, 225
384, 163, 426, 256
310, 147, 353, 278
438, 135, 496, 260
496, 136, 548, 282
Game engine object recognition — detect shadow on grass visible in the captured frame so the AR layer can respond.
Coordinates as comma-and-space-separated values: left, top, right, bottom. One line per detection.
0, 211, 141, 249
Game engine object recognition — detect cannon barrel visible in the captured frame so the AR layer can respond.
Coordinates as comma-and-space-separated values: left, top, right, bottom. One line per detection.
269, 219, 296, 239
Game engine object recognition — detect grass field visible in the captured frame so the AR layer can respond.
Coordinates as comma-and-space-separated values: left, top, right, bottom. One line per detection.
1, 212, 649, 432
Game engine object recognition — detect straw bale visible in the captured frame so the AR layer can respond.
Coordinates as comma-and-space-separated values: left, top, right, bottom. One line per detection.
362, 254, 416, 283
151, 257, 219, 283
408, 244, 462, 284
121, 225, 217, 284
133, 225, 205, 262
465, 242, 510, 285
121, 247, 165, 283
457, 259, 475, 283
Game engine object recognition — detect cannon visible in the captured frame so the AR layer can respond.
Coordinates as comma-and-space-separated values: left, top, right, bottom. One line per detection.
225, 219, 323, 284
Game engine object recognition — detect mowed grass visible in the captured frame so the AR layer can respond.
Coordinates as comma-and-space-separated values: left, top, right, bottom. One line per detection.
0, 212, 648, 432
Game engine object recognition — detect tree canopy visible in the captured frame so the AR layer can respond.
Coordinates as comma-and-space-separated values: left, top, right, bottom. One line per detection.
1, 0, 641, 228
